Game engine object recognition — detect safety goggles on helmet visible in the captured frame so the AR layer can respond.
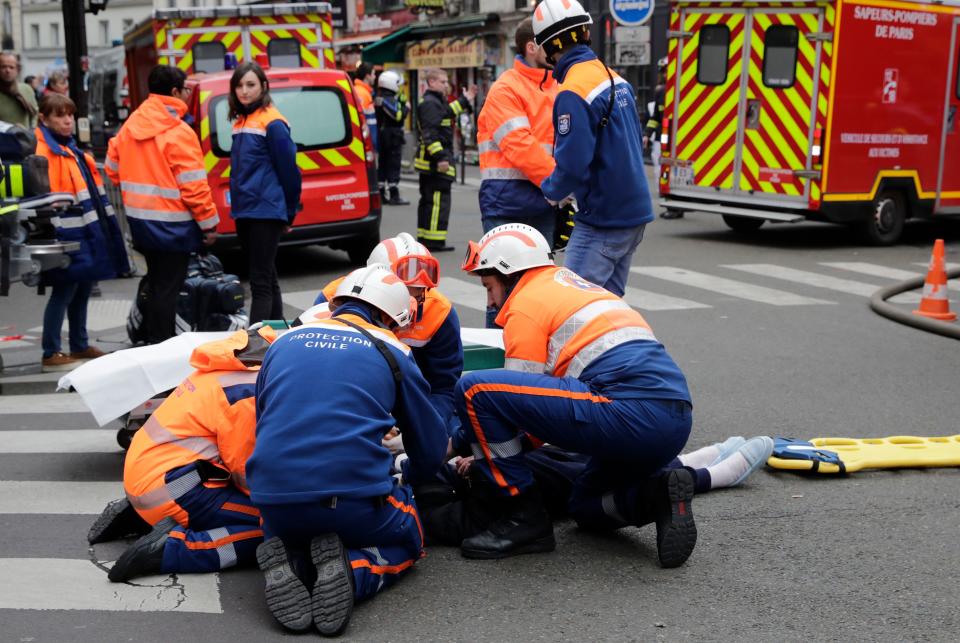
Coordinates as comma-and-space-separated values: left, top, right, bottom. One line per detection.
392, 254, 440, 288
461, 240, 482, 273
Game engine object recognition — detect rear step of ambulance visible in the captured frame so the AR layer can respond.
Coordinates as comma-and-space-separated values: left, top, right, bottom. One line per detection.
659, 199, 806, 223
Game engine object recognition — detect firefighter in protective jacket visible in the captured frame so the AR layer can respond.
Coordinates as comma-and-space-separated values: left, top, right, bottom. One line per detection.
375, 69, 410, 206
414, 68, 477, 251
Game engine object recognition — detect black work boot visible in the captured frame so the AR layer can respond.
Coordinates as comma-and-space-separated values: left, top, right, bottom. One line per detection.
88, 497, 151, 544
388, 186, 409, 206
378, 186, 387, 203
654, 468, 697, 568
257, 537, 314, 632
460, 486, 556, 560
310, 533, 355, 637
108, 516, 176, 582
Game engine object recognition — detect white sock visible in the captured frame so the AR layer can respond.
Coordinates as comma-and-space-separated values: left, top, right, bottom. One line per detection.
678, 444, 721, 469
706, 452, 751, 489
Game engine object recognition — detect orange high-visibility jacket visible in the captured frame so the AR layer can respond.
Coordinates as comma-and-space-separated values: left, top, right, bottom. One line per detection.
495, 265, 657, 379
477, 57, 558, 221
354, 78, 377, 149
123, 328, 274, 526
105, 93, 219, 253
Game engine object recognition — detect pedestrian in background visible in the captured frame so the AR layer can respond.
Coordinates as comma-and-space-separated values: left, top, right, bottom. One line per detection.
43, 70, 69, 97
414, 68, 477, 252
35, 93, 129, 371
533, 0, 654, 297
352, 62, 378, 157
23, 74, 42, 101
646, 58, 681, 219
0, 52, 38, 129
374, 69, 410, 206
106, 65, 219, 345
228, 61, 300, 325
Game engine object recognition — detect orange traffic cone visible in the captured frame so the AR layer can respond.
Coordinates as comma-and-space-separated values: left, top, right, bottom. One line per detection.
913, 239, 956, 321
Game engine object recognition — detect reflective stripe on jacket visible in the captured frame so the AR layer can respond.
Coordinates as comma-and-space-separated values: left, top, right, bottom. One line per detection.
415, 90, 471, 179
230, 105, 301, 223
478, 56, 557, 221
123, 328, 274, 526
354, 79, 378, 150
105, 93, 219, 253
35, 125, 129, 283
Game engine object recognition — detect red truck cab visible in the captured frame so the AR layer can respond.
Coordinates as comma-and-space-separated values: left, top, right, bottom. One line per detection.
185, 67, 381, 262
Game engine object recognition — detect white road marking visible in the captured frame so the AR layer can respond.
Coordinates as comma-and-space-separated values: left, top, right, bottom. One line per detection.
630, 267, 832, 306
622, 287, 710, 311
0, 481, 122, 514
0, 430, 120, 453
0, 558, 222, 613
438, 277, 487, 312
0, 393, 91, 415
282, 289, 322, 313
821, 262, 960, 297
725, 264, 922, 304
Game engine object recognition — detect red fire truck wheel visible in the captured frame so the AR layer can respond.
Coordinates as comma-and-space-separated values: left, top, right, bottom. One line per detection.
860, 191, 906, 246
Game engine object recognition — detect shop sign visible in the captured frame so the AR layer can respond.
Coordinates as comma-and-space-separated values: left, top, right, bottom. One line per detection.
405, 0, 446, 11
407, 38, 485, 69
328, 0, 347, 29
359, 15, 392, 32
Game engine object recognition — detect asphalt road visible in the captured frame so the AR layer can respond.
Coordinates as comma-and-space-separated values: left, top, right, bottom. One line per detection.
1, 172, 959, 641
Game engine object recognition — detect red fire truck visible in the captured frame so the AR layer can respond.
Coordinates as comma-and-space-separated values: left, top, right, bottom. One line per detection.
658, 0, 960, 244
121, 4, 381, 260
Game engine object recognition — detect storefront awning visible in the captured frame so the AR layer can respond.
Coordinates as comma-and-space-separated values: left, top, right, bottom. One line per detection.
361, 25, 414, 65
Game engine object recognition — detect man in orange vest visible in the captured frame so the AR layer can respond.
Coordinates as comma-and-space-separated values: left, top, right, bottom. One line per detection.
105, 65, 219, 345
97, 328, 273, 581
477, 18, 558, 243
353, 62, 378, 157
455, 223, 696, 565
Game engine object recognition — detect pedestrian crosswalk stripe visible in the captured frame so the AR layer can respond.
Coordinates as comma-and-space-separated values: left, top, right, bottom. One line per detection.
0, 481, 121, 514
820, 262, 960, 296
0, 393, 90, 415
631, 267, 832, 306
438, 277, 487, 312
0, 430, 120, 454
0, 559, 222, 613
724, 264, 922, 304
29, 299, 130, 334
281, 288, 320, 313
622, 287, 710, 311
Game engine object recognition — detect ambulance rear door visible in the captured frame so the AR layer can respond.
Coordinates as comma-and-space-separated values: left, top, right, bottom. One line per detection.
242, 14, 335, 69
669, 1, 827, 208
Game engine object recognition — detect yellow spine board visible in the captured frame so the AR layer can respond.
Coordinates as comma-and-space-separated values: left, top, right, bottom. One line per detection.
767, 435, 960, 474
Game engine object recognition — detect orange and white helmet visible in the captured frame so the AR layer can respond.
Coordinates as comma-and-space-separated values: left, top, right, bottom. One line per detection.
367, 232, 440, 288
532, 0, 593, 48
333, 264, 416, 327
461, 223, 555, 275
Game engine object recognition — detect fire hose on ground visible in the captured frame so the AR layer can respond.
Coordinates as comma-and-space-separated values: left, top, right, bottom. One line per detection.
869, 267, 960, 340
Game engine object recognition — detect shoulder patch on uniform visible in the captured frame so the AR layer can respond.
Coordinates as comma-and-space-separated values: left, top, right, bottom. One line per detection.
558, 113, 571, 136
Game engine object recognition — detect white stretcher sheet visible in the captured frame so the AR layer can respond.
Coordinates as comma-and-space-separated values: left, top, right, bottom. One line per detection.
58, 328, 504, 426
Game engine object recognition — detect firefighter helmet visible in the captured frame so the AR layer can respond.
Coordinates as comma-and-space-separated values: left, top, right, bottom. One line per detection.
333, 264, 416, 327
377, 69, 404, 92
367, 232, 440, 288
532, 0, 593, 60
461, 223, 555, 275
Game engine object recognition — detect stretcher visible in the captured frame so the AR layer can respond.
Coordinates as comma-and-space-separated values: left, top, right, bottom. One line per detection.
767, 435, 960, 474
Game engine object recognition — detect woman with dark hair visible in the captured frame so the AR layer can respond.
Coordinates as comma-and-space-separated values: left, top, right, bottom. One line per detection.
228, 61, 300, 324
35, 93, 130, 370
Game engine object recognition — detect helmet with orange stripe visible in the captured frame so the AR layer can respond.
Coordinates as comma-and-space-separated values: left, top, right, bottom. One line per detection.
332, 264, 417, 329
532, 0, 593, 64
461, 223, 555, 276
367, 232, 440, 289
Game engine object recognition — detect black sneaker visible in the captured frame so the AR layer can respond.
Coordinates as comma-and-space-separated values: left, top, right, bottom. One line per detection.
655, 468, 697, 568
310, 533, 355, 637
108, 516, 176, 582
88, 497, 151, 544
257, 537, 314, 632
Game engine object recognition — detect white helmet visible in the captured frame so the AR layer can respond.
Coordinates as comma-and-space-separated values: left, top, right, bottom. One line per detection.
532, 0, 593, 48
377, 69, 404, 92
333, 264, 415, 327
367, 232, 440, 288
461, 223, 555, 275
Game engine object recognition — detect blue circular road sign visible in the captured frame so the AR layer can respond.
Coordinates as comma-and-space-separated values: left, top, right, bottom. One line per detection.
609, 0, 654, 27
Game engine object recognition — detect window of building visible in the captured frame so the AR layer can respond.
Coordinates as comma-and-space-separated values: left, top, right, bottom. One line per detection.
30, 24, 39, 49
99, 20, 109, 46
696, 24, 730, 86
762, 25, 799, 88
211, 87, 349, 156
50, 23, 60, 48
193, 41, 226, 73
267, 38, 300, 69
122, 19, 133, 33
